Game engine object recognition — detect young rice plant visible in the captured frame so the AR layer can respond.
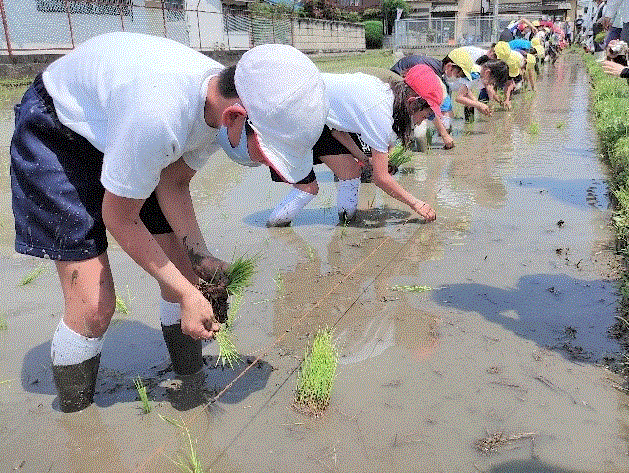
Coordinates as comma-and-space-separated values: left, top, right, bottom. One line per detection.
134, 376, 151, 414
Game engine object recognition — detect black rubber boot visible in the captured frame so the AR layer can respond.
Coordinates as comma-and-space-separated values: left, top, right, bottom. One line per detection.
161, 323, 203, 376
464, 106, 475, 123
52, 354, 100, 413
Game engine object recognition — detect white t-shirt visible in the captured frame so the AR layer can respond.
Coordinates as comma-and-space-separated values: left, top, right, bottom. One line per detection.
322, 73, 396, 153
43, 32, 223, 199
462, 46, 488, 64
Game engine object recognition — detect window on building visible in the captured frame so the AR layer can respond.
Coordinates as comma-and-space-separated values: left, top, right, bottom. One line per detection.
35, 0, 133, 16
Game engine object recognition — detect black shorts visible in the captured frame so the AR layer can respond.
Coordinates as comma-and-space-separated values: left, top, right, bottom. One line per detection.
10, 74, 172, 261
269, 125, 369, 183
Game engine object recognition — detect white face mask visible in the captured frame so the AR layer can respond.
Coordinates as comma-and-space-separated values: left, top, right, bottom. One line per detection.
216, 120, 261, 168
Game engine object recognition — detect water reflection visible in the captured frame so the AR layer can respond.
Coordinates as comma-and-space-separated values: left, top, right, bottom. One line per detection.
268, 219, 444, 364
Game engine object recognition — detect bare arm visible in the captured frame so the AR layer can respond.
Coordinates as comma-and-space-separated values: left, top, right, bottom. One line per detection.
102, 187, 220, 340
455, 86, 492, 116
432, 116, 454, 149
602, 59, 628, 76
155, 158, 228, 285
370, 149, 436, 221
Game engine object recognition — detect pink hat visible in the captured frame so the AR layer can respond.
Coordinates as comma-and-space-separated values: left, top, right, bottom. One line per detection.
403, 64, 443, 117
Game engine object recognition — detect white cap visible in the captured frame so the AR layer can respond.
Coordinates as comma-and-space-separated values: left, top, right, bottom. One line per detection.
235, 44, 328, 184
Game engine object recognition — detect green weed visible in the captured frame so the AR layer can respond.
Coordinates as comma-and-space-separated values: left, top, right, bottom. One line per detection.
294, 327, 338, 417
134, 376, 151, 414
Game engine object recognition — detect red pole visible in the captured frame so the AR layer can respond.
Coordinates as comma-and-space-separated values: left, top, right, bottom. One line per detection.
63, 0, 76, 49
0, 0, 13, 62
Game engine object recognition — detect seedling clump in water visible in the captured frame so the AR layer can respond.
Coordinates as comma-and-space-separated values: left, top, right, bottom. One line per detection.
294, 327, 338, 417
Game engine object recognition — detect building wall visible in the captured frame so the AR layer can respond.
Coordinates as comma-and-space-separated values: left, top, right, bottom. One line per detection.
292, 18, 365, 53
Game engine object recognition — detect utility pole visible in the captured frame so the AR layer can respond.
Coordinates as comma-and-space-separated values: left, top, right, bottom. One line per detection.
492, 0, 499, 40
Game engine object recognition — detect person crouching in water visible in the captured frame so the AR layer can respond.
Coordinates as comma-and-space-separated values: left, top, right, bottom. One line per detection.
257, 65, 442, 226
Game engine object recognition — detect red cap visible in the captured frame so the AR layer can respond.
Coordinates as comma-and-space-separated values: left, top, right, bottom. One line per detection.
403, 64, 443, 117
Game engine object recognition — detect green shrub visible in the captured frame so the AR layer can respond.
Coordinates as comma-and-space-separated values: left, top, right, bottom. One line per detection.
363, 20, 383, 49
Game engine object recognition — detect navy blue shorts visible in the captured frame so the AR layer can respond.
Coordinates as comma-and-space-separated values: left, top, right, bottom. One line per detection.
10, 74, 172, 261
270, 125, 368, 183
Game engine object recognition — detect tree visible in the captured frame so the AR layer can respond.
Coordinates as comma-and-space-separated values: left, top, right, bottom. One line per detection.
381, 0, 408, 35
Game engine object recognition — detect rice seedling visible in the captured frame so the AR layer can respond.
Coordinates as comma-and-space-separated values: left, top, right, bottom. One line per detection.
556, 122, 566, 129
388, 143, 412, 168
19, 264, 45, 286
215, 327, 241, 368
226, 254, 259, 296
214, 254, 259, 368
115, 295, 130, 315
134, 376, 152, 414
274, 272, 284, 293
528, 122, 540, 136
159, 415, 204, 473
306, 245, 316, 261
389, 284, 432, 293
0, 316, 7, 331
294, 327, 338, 417
114, 286, 133, 315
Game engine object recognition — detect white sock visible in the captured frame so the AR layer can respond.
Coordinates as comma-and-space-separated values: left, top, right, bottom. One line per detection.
51, 319, 104, 366
160, 298, 181, 326
337, 177, 360, 217
268, 188, 316, 226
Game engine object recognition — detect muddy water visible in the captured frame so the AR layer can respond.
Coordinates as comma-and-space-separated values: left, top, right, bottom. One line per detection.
1, 52, 628, 472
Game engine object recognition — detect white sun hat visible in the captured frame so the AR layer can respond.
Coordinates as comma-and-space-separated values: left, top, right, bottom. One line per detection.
235, 44, 328, 183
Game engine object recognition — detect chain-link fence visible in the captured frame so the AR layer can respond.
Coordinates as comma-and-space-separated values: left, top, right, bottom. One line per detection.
392, 15, 514, 48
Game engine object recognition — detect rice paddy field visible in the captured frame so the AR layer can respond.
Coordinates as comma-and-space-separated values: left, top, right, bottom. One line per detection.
0, 50, 628, 472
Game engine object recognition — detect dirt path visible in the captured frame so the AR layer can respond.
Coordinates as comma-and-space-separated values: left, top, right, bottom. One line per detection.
0, 52, 627, 472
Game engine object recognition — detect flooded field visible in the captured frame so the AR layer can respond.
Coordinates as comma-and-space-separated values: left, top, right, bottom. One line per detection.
0, 51, 628, 472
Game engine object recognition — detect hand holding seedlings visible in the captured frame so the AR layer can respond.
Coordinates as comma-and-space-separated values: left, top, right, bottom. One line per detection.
180, 288, 221, 340
193, 255, 230, 289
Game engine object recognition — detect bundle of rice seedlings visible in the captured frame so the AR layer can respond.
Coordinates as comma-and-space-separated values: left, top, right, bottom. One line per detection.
226, 255, 259, 295
388, 143, 412, 168
293, 327, 338, 417
215, 254, 259, 368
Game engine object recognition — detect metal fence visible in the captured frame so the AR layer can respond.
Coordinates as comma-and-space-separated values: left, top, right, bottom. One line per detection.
0, 0, 303, 58
392, 15, 515, 48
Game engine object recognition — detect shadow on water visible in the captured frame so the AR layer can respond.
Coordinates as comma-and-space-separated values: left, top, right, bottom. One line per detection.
243, 205, 414, 228
21, 320, 272, 412
488, 459, 589, 473
509, 177, 611, 210
432, 273, 620, 363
